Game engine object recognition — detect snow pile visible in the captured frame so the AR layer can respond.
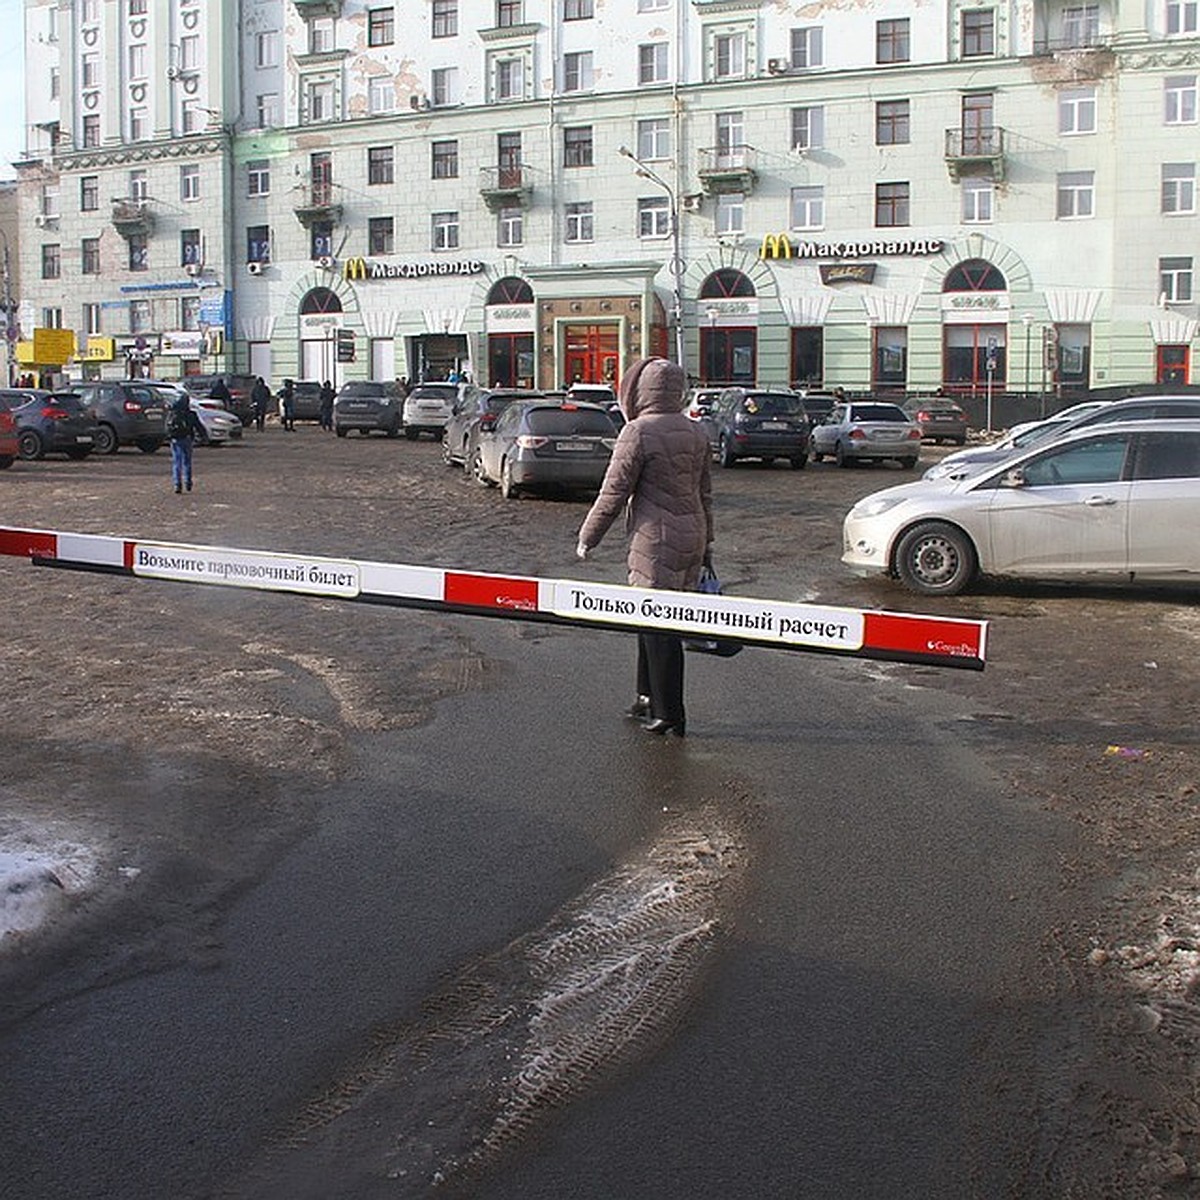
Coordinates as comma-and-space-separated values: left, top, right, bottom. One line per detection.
1, 839, 100, 946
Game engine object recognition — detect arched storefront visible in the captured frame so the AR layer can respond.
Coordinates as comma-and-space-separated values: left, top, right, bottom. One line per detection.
485, 276, 535, 388
941, 259, 1008, 396
298, 286, 344, 383
699, 269, 757, 385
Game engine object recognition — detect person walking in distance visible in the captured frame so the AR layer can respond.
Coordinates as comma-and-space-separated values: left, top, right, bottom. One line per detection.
280, 379, 296, 431
251, 376, 270, 432
319, 380, 335, 431
166, 389, 203, 494
576, 357, 713, 737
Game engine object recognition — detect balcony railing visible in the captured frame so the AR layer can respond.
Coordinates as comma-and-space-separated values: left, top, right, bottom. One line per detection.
697, 146, 757, 195
478, 164, 533, 211
292, 182, 343, 227
944, 127, 1007, 181
111, 199, 154, 238
1031, 32, 1109, 54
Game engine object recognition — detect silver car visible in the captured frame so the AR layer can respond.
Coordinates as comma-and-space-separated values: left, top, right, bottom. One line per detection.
810, 401, 923, 469
403, 382, 472, 440
843, 419, 1200, 595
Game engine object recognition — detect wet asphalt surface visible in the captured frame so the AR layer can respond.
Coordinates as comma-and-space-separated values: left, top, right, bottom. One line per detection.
0, 422, 1186, 1198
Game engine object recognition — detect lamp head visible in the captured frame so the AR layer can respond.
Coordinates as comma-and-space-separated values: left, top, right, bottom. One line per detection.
618, 145, 634, 159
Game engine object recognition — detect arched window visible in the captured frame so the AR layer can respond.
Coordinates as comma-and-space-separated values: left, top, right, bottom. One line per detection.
300, 286, 343, 314
487, 276, 534, 304
942, 259, 1006, 292
699, 268, 756, 299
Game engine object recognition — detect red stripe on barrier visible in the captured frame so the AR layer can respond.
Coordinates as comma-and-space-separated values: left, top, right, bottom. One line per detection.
444, 571, 539, 613
863, 611, 984, 664
0, 529, 57, 560
123, 541, 135, 570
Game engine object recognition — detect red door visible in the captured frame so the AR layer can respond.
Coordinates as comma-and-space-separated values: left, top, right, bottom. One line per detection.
563, 324, 620, 387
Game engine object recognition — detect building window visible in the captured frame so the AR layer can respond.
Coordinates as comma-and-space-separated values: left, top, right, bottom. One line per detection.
309, 17, 335, 54
50, 67, 59, 99
876, 99, 910, 145
247, 225, 271, 263
1165, 76, 1198, 124
1059, 87, 1097, 134
1163, 163, 1197, 213
432, 67, 458, 106
638, 196, 671, 238
564, 0, 594, 18
875, 181, 910, 226
81, 238, 100, 274
128, 0, 146, 14
876, 18, 910, 63
368, 7, 395, 45
495, 58, 524, 100
715, 112, 746, 166
128, 43, 147, 80
80, 0, 98, 21
41, 307, 63, 330
791, 106, 825, 150
247, 160, 270, 197
497, 0, 523, 26
1056, 170, 1095, 218
962, 9, 995, 56
714, 33, 747, 79
129, 299, 151, 333
791, 26, 823, 67
638, 43, 669, 84
369, 77, 395, 113
256, 93, 279, 128
564, 201, 593, 242
962, 177, 994, 222
40, 183, 60, 219
1062, 4, 1100, 45
180, 163, 200, 201
637, 118, 671, 160
128, 107, 148, 140
1160, 256, 1194, 302
181, 229, 202, 266
128, 235, 148, 272
368, 146, 394, 184
180, 295, 200, 331
81, 53, 99, 88
178, 35, 199, 71
715, 193, 744, 235
638, 0, 668, 9
81, 175, 99, 211
369, 216, 394, 254
255, 31, 279, 69
82, 115, 100, 147
432, 211, 460, 250
307, 80, 337, 122
181, 99, 204, 134
790, 186, 824, 230
498, 207, 523, 246
563, 125, 594, 167
83, 303, 101, 336
433, 0, 458, 37
432, 140, 459, 178
563, 51, 593, 92
129, 170, 148, 202
1167, 0, 1199, 33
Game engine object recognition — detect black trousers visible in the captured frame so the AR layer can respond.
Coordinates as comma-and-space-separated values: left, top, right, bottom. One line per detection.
636, 632, 685, 724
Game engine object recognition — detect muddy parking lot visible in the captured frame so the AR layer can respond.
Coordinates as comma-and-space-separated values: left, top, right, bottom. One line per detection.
3, 423, 1200, 1195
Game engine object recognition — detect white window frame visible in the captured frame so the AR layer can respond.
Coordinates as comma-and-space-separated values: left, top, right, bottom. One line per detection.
639, 43, 669, 84
129, 169, 148, 201
961, 176, 994, 223
498, 207, 523, 247
81, 53, 99, 88
638, 196, 671, 239
178, 35, 199, 72
1165, 75, 1198, 124
1162, 162, 1197, 213
636, 118, 671, 161
495, 58, 524, 101
432, 211, 460, 251
431, 67, 459, 106
563, 51, 593, 92
564, 201, 594, 243
714, 32, 747, 79
1062, 4, 1100, 45
791, 26, 823, 68
1056, 170, 1095, 219
128, 43, 147, 80
180, 163, 200, 202
309, 16, 336, 53
715, 193, 744, 235
369, 75, 395, 113
790, 186, 824, 231
83, 302, 101, 336
1058, 87, 1097, 134
638, 0, 668, 9
791, 106, 825, 150
307, 80, 337, 123
247, 160, 271, 197
256, 93, 279, 128
715, 112, 746, 167
129, 107, 148, 141
1160, 256, 1194, 302
1167, 0, 1198, 35
180, 98, 203, 134
256, 31, 279, 69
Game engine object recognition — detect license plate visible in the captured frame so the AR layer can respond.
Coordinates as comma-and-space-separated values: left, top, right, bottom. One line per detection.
556, 440, 593, 452
75, 435, 93, 444
760, 421, 787, 431
144, 409, 162, 419
874, 430, 903, 440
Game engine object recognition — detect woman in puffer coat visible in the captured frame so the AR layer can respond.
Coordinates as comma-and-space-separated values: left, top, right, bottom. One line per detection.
576, 357, 713, 737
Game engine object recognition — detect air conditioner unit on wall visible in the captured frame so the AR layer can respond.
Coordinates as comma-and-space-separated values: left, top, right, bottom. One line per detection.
767, 58, 788, 75
33, 214, 51, 227
316, 255, 334, 269
247, 261, 263, 276
184, 262, 202, 277
681, 193, 703, 213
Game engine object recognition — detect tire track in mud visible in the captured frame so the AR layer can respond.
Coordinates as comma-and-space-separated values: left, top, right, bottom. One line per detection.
218, 798, 750, 1200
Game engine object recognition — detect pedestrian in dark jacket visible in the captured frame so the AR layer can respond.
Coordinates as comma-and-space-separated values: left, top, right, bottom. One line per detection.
319, 380, 335, 431
251, 377, 270, 431
166, 392, 204, 494
576, 357, 713, 737
209, 377, 232, 409
280, 379, 296, 431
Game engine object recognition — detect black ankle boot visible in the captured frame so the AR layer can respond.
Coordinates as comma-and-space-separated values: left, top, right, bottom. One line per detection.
642, 717, 685, 737
625, 694, 652, 720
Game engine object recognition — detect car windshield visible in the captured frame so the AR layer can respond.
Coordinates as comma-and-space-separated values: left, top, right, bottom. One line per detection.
411, 385, 456, 400
526, 408, 615, 436
340, 382, 386, 397
743, 394, 803, 416
849, 404, 909, 422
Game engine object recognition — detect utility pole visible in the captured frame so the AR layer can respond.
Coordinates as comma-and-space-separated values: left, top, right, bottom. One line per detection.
0, 230, 15, 386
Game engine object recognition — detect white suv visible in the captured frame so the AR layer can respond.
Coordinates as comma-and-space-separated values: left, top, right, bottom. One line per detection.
403, 382, 474, 440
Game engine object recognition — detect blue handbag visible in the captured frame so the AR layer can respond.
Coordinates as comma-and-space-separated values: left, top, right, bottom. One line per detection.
683, 561, 744, 657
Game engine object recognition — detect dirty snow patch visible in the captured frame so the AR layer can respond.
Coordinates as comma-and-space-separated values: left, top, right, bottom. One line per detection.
1, 840, 101, 946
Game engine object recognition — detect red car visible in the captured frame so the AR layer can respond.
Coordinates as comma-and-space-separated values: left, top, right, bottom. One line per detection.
0, 392, 21, 469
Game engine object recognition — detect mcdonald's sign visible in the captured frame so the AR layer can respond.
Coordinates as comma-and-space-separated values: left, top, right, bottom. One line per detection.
343, 257, 369, 282
759, 233, 793, 261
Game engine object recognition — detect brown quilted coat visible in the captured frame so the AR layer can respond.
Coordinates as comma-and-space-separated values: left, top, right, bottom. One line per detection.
577, 358, 713, 589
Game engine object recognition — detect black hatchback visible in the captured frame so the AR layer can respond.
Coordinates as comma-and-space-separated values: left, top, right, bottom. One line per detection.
443, 388, 544, 471
702, 388, 811, 469
74, 380, 168, 454
5, 389, 99, 460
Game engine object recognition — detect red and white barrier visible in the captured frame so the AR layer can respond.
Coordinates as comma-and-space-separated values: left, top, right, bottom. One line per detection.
0, 525, 988, 670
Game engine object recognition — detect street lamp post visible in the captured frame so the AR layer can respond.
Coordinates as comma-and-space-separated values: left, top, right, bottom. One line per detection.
1021, 312, 1033, 408
0, 230, 16, 386
618, 146, 685, 370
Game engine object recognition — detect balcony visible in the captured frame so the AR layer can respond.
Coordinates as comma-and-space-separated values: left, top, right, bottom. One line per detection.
697, 146, 757, 195
111, 199, 155, 238
292, 182, 343, 228
478, 165, 532, 211
293, 0, 342, 15
944, 127, 1007, 181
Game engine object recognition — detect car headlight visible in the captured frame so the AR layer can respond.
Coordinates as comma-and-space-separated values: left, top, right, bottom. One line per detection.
850, 494, 907, 519
923, 461, 955, 481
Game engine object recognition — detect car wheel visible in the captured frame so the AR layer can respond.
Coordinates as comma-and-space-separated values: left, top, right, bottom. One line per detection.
0, 455, 14, 469
471, 449, 495, 488
335, 425, 347, 438
404, 428, 419, 440
900, 457, 919, 470
719, 435, 737, 468
65, 448, 92, 460
894, 522, 978, 597
441, 438, 457, 466
17, 430, 44, 460
835, 441, 854, 468
954, 437, 967, 446
810, 447, 823, 463
136, 438, 161, 454
500, 459, 521, 499
386, 421, 400, 439
94, 425, 118, 455
790, 453, 807, 470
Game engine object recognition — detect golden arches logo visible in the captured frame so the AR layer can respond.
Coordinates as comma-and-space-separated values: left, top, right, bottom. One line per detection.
758, 234, 793, 260
343, 257, 369, 281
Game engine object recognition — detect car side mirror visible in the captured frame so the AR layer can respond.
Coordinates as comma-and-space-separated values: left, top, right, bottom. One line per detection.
1001, 468, 1027, 488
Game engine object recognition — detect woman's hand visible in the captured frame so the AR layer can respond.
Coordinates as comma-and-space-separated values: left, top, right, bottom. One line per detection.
576, 541, 590, 561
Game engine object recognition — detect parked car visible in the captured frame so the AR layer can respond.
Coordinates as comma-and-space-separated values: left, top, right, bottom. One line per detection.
685, 387, 722, 420
181, 373, 258, 426
1006, 399, 1113, 440
73, 379, 169, 454
797, 390, 841, 422
924, 394, 1200, 481
902, 397, 969, 444
290, 380, 324, 422
443, 387, 543, 470
333, 380, 402, 437
8, 390, 98, 460
472, 399, 618, 499
0, 393, 18, 468
843, 419, 1200, 596
810, 400, 923, 468
699, 387, 811, 469
402, 382, 466, 440
190, 396, 244, 445
566, 383, 617, 407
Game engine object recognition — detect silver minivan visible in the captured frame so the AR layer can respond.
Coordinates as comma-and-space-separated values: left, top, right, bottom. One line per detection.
402, 382, 474, 440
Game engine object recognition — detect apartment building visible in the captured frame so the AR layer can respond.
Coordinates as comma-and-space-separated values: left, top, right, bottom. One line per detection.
15, 0, 1200, 395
